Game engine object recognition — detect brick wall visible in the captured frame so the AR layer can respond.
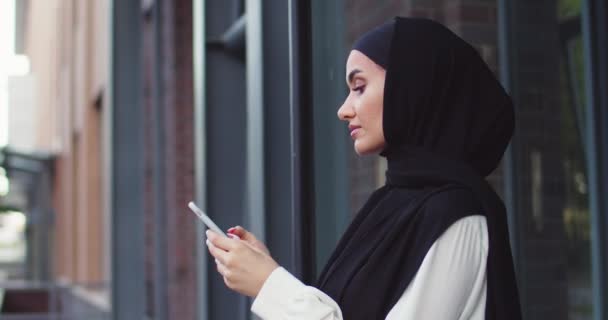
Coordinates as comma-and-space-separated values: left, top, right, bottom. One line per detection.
142, 11, 157, 318
164, 0, 197, 319
141, 0, 197, 319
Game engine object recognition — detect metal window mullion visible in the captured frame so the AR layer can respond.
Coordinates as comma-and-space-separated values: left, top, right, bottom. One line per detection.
110, 0, 146, 319
497, 0, 519, 263
192, 0, 209, 319
152, 0, 169, 319
309, 0, 349, 277
245, 0, 266, 245
497, 0, 527, 315
288, 0, 316, 283
582, 0, 608, 319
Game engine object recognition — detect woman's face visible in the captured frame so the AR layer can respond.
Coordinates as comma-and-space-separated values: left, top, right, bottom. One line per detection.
337, 50, 386, 155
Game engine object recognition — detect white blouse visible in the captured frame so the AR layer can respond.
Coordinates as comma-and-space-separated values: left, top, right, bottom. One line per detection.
251, 215, 488, 320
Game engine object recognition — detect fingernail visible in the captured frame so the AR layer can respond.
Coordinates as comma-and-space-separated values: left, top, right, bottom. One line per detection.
214, 259, 219, 264
205, 230, 210, 237
206, 239, 210, 246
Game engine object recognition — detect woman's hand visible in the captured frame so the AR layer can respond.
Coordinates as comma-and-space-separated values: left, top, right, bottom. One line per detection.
206, 230, 279, 297
227, 226, 270, 255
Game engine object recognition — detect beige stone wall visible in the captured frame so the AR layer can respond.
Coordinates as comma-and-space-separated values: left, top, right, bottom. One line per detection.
23, 0, 110, 288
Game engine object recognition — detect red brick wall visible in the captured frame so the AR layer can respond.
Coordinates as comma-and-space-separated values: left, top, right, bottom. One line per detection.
142, 11, 157, 318
164, 0, 197, 319
141, 0, 197, 319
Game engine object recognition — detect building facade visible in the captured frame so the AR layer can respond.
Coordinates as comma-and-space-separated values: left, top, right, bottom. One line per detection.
1, 0, 606, 319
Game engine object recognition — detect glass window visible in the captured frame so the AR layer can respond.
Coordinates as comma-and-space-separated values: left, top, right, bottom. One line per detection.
509, 0, 593, 318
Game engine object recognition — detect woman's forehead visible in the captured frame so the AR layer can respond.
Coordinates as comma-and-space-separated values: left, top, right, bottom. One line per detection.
346, 50, 384, 78
347, 50, 374, 69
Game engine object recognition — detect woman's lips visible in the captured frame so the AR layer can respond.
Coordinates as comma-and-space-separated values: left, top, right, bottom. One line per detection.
350, 127, 361, 138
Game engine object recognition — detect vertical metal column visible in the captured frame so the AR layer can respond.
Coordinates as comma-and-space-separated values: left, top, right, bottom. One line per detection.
196, 0, 315, 318
497, 0, 520, 263
309, 0, 350, 276
582, 0, 608, 318
197, 1, 249, 318
192, 0, 209, 319
253, 0, 296, 275
288, 0, 316, 283
109, 0, 146, 319
497, 0, 526, 315
245, 0, 266, 247
152, 0, 169, 319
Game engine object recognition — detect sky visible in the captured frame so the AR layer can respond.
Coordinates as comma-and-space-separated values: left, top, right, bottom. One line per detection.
0, 0, 31, 149
0, 0, 16, 148
0, 0, 15, 196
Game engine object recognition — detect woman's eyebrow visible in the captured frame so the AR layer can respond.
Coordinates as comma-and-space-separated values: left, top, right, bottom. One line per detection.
347, 69, 363, 85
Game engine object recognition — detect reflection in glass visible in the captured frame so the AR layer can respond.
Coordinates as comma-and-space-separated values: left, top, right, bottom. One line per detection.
558, 0, 592, 317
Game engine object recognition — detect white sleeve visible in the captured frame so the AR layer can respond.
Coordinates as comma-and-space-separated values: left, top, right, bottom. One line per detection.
385, 215, 489, 320
251, 267, 343, 320
251, 215, 488, 320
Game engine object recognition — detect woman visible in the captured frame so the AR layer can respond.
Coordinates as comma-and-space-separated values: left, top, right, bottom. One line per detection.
206, 17, 522, 319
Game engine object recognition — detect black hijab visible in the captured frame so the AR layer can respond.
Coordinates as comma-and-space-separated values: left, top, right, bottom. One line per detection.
316, 17, 522, 319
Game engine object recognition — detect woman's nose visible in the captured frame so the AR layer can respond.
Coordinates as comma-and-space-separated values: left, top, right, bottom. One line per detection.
337, 99, 355, 121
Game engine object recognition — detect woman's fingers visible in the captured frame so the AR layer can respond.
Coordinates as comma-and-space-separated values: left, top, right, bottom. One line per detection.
228, 233, 241, 240
207, 230, 237, 251
205, 230, 280, 297
206, 239, 229, 265
226, 226, 270, 255
215, 259, 229, 277
215, 260, 237, 289
228, 226, 247, 238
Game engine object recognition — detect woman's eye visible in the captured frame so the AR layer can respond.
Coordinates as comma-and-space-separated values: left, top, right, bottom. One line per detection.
353, 85, 365, 94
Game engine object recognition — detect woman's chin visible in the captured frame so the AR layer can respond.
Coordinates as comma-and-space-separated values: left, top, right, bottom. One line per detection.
354, 141, 382, 156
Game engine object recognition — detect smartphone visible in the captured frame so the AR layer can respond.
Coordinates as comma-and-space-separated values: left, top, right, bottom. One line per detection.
187, 201, 227, 237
